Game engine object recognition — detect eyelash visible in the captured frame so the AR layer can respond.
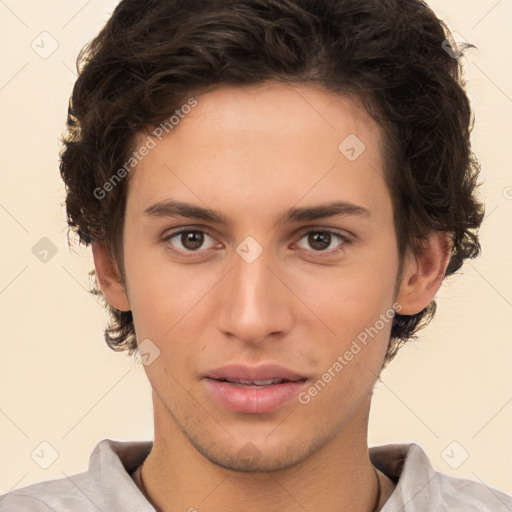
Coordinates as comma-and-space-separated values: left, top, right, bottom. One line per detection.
163, 227, 350, 259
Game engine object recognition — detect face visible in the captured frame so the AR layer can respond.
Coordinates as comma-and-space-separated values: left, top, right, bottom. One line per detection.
109, 82, 411, 471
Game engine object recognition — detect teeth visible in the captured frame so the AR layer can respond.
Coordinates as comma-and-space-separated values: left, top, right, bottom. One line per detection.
223, 378, 284, 386
248, 379, 281, 385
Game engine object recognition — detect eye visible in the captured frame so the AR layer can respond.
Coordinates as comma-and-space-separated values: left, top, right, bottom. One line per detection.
164, 229, 220, 257
163, 227, 350, 260
294, 229, 349, 256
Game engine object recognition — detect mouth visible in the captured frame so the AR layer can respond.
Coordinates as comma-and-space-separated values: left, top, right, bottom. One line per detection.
203, 364, 309, 414
211, 377, 306, 388
205, 363, 307, 383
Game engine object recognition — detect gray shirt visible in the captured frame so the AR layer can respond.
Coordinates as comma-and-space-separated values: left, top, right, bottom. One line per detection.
1, 439, 511, 511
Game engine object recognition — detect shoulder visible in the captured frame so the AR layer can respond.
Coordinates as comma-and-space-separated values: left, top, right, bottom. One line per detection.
0, 471, 92, 511
434, 471, 512, 511
370, 442, 512, 511
0, 438, 153, 512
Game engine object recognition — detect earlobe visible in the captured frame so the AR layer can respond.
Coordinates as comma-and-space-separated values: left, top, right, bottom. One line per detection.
396, 232, 452, 315
91, 240, 131, 312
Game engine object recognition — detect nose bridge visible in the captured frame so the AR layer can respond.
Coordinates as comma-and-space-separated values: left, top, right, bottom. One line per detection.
215, 240, 292, 341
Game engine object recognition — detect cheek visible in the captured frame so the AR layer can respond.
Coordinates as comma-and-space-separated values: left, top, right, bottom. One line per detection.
296, 257, 398, 340
124, 249, 217, 345
126, 262, 208, 386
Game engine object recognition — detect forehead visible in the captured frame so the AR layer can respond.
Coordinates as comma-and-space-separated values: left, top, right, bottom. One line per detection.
126, 81, 390, 227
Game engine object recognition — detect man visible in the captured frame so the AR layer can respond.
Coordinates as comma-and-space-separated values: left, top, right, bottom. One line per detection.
1, 0, 510, 510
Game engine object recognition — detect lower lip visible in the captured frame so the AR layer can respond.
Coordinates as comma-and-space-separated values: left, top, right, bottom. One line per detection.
204, 378, 307, 414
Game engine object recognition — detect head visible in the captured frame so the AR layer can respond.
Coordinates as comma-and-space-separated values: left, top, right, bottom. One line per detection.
60, 0, 484, 470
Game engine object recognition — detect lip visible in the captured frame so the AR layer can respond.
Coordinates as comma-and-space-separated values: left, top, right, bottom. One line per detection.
203, 363, 308, 414
205, 363, 307, 382
204, 378, 308, 414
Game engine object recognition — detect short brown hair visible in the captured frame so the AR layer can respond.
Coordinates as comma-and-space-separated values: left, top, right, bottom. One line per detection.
60, 0, 484, 366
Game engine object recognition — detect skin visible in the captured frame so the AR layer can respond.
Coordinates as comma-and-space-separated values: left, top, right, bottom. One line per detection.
92, 81, 451, 512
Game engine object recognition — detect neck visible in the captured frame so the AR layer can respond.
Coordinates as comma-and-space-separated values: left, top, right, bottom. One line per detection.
137, 391, 391, 512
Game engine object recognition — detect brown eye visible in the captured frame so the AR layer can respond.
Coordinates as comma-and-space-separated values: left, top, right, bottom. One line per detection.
295, 230, 349, 255
165, 229, 218, 256
179, 230, 204, 250
307, 232, 332, 251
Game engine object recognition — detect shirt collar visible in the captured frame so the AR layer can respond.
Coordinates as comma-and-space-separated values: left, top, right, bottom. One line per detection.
91, 439, 439, 511
370, 442, 442, 511
89, 438, 154, 511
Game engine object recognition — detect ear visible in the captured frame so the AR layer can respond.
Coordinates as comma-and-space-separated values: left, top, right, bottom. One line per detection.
396, 231, 452, 315
91, 240, 131, 312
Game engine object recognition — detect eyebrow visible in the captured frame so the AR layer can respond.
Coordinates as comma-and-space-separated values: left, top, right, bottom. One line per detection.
143, 199, 371, 225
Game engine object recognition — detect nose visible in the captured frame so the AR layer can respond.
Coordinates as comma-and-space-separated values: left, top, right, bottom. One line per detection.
215, 244, 295, 345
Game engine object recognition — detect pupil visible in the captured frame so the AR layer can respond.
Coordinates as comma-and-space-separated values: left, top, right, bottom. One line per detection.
309, 232, 330, 251
182, 231, 203, 250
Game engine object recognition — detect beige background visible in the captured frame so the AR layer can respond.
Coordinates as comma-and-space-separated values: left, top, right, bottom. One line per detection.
1, 0, 511, 497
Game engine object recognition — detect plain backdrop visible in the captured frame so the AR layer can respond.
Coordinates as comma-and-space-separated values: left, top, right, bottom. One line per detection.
1, 0, 511, 497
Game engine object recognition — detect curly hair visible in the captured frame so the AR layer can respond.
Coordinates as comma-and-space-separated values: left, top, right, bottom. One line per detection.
60, 0, 484, 367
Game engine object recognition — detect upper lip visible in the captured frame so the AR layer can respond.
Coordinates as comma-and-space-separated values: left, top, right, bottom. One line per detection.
205, 363, 307, 383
